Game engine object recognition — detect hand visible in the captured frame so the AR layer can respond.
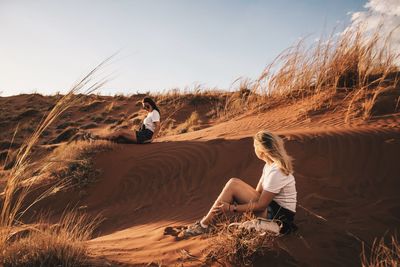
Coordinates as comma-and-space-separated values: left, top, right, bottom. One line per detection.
211, 201, 231, 215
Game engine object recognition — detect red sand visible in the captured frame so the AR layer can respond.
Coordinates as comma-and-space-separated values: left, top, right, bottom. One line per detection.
82, 121, 400, 266
1, 93, 400, 266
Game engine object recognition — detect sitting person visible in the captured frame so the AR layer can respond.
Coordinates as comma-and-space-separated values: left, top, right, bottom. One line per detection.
183, 130, 297, 236
98, 97, 161, 144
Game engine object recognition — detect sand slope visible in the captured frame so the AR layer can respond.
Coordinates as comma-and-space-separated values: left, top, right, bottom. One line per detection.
77, 125, 400, 266
2, 93, 399, 266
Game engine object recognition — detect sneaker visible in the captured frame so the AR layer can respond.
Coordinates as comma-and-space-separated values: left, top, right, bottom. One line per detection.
82, 132, 98, 141
70, 132, 100, 143
182, 221, 209, 237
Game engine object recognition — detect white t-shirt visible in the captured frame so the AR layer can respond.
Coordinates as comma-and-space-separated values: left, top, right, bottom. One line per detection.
143, 110, 160, 132
261, 162, 297, 212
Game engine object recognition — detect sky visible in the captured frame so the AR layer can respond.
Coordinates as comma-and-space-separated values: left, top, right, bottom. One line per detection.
0, 0, 382, 96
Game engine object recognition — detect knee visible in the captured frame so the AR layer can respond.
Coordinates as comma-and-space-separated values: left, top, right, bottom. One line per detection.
226, 177, 241, 187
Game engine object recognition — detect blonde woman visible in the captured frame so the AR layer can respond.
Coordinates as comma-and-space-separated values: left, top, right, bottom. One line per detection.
184, 130, 297, 236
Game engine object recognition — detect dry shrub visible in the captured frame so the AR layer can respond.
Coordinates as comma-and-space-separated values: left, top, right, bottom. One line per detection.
260, 24, 399, 95
174, 111, 201, 134
345, 77, 399, 122
158, 118, 177, 137
105, 101, 115, 112
114, 93, 127, 101
39, 141, 112, 189
217, 78, 258, 119
0, 58, 111, 266
361, 84, 400, 119
1, 212, 99, 267
361, 234, 400, 267
297, 89, 337, 120
203, 213, 277, 266
218, 24, 399, 122
78, 99, 105, 112
151, 86, 227, 127
104, 101, 124, 113
1, 80, 106, 226
151, 85, 222, 106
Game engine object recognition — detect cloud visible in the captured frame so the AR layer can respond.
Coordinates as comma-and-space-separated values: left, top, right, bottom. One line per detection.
365, 0, 400, 16
348, 0, 400, 57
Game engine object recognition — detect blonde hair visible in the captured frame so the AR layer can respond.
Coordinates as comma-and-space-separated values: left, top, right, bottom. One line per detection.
254, 130, 293, 175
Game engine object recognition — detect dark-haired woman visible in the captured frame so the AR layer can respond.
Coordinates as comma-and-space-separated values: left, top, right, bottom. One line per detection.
100, 97, 161, 144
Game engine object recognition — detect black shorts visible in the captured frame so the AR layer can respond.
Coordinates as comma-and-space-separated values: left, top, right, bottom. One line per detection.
136, 126, 153, 144
267, 200, 297, 234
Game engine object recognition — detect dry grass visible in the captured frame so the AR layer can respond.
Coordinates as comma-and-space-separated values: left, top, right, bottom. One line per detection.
215, 79, 255, 119
0, 58, 111, 266
34, 141, 112, 190
5, 27, 398, 144
1, 212, 100, 267
151, 85, 224, 107
1, 58, 110, 227
217, 25, 399, 122
148, 87, 226, 137
261, 24, 398, 94
152, 86, 227, 115
202, 213, 278, 266
361, 234, 400, 267
105, 101, 115, 112
173, 111, 201, 134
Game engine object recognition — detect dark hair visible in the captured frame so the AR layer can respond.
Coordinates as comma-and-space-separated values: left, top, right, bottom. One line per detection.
143, 97, 161, 115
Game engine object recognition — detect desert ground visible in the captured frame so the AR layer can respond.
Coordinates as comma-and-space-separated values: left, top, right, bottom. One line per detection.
0, 81, 399, 266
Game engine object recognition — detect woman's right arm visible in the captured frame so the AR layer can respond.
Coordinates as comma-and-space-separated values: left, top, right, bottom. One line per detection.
256, 178, 263, 194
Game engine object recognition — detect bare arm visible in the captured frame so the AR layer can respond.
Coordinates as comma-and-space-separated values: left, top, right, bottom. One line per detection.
152, 121, 160, 140
256, 178, 263, 194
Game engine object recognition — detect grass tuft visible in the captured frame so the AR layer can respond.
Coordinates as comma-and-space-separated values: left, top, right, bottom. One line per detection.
0, 212, 100, 267
0, 57, 111, 266
174, 111, 201, 134
361, 234, 400, 267
217, 24, 399, 122
203, 213, 278, 266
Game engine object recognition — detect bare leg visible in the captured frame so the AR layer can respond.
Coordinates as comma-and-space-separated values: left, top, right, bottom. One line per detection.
201, 178, 263, 225
100, 130, 138, 143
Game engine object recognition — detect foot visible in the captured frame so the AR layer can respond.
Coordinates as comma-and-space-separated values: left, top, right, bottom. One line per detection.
182, 221, 209, 237
81, 132, 99, 142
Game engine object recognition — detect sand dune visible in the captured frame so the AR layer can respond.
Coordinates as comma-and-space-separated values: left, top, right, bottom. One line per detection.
50, 125, 399, 266
1, 92, 399, 266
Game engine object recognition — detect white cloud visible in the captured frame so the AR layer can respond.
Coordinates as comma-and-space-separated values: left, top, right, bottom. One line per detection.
365, 0, 400, 16
348, 0, 400, 58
